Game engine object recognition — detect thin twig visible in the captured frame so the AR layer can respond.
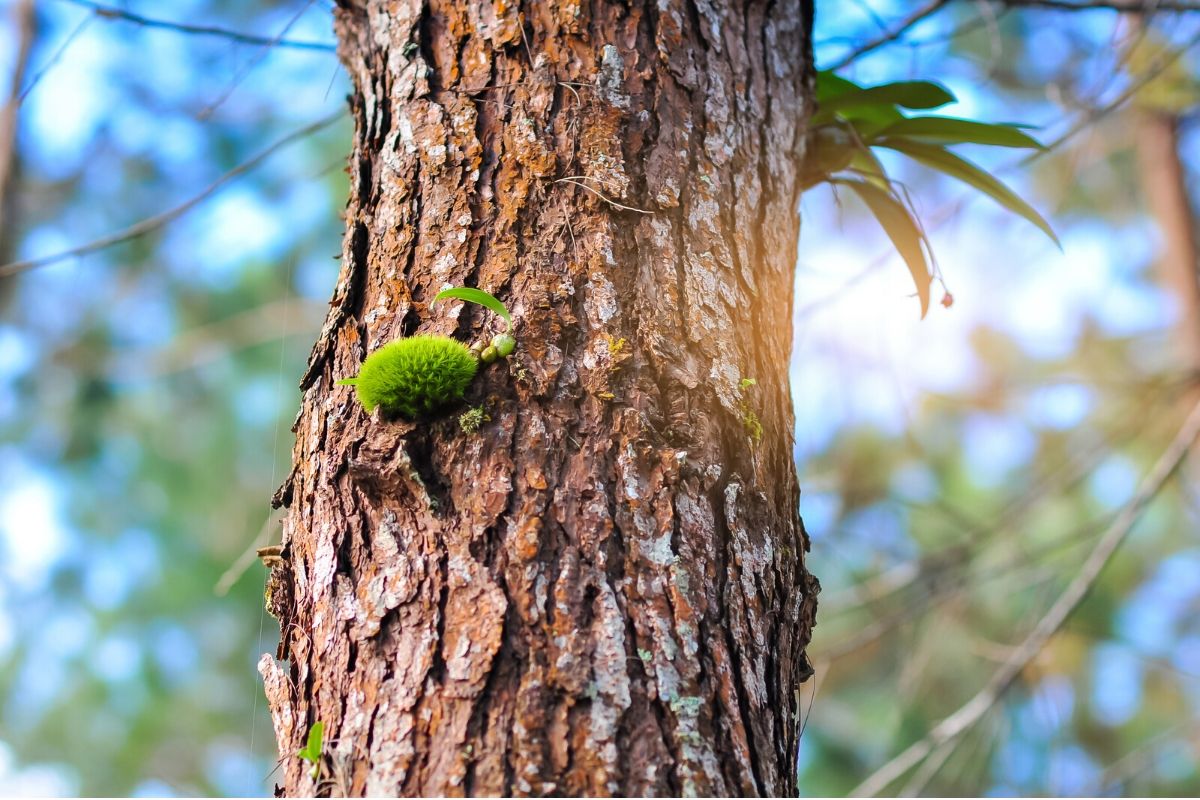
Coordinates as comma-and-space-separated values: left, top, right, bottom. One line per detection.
198, 0, 318, 119
826, 0, 956, 70
553, 177, 653, 214
1025, 25, 1200, 161
56, 0, 337, 51
111, 297, 325, 379
997, 0, 1200, 11
899, 732, 962, 796
18, 14, 94, 103
215, 514, 279, 596
851, 396, 1200, 797
0, 110, 345, 277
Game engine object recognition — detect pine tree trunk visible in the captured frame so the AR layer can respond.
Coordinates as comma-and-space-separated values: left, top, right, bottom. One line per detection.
262, 1, 819, 795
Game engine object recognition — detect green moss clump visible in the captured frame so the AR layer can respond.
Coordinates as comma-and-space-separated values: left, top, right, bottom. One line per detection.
339, 334, 478, 418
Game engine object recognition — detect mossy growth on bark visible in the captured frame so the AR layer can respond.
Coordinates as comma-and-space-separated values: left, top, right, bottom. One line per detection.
338, 334, 478, 418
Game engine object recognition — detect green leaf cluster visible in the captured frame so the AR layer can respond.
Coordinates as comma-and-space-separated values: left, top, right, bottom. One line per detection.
804, 71, 1059, 317
339, 335, 478, 417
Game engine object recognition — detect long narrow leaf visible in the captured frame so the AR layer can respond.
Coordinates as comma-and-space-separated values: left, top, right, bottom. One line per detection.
432, 286, 512, 330
873, 116, 1045, 149
834, 178, 932, 317
878, 138, 1060, 246
846, 135, 890, 190
820, 80, 955, 115
816, 71, 862, 103
837, 103, 906, 130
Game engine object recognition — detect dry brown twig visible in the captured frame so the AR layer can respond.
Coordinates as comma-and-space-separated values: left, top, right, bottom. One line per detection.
552, 176, 654, 215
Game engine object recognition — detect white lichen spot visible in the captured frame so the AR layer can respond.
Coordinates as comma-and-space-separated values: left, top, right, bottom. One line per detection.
398, 115, 417, 154
586, 274, 619, 325
432, 253, 457, 284
425, 142, 447, 168
598, 44, 630, 109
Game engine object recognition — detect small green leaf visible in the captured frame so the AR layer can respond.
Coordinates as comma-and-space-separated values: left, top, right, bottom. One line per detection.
819, 80, 955, 115
874, 116, 1045, 149
298, 721, 324, 763
877, 138, 1060, 247
432, 286, 512, 331
834, 178, 932, 317
336, 377, 358, 386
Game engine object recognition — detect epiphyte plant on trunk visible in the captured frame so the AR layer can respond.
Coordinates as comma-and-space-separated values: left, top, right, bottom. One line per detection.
803, 70, 1061, 317
336, 286, 514, 418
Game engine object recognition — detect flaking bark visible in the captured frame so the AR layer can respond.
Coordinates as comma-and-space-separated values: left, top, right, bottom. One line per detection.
263, 0, 819, 795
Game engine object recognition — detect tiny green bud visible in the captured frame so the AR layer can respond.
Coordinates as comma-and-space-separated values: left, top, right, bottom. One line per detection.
470, 341, 485, 356
491, 333, 516, 357
480, 345, 499, 364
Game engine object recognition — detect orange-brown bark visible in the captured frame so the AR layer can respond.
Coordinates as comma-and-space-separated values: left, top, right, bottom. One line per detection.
262, 1, 819, 795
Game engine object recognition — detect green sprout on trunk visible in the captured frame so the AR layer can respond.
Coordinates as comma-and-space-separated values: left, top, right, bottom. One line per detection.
337, 286, 515, 420
297, 721, 324, 781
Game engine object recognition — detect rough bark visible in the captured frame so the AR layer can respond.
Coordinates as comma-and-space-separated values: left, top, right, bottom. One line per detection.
261, 1, 819, 795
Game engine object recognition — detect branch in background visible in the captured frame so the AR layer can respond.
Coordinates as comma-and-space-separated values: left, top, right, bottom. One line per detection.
110, 297, 326, 379
1134, 97, 1200, 378
827, 0, 955, 70
198, 0, 319, 120
0, 110, 345, 278
1026, 25, 1200, 158
57, 0, 337, 51
18, 13, 93, 103
1083, 720, 1198, 794
997, 0, 1200, 11
850, 396, 1200, 797
0, 0, 36, 245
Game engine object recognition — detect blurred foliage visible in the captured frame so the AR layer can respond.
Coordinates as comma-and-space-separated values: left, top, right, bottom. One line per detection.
1, 0, 1199, 797
800, 3, 1200, 796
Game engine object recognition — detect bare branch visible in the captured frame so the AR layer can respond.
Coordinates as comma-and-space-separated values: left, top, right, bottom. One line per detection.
826, 0, 956, 70
57, 0, 337, 52
851, 396, 1200, 797
997, 0, 1200, 11
110, 297, 325, 379
198, 0, 319, 119
18, 13, 94, 104
1027, 26, 1200, 159
0, 110, 344, 278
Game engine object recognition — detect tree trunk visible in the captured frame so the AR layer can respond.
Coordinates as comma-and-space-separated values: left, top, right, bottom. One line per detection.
1135, 110, 1200, 380
261, 1, 819, 795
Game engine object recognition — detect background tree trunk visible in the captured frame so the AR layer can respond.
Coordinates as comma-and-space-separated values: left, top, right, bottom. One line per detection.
261, 0, 819, 795
1135, 110, 1200, 381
